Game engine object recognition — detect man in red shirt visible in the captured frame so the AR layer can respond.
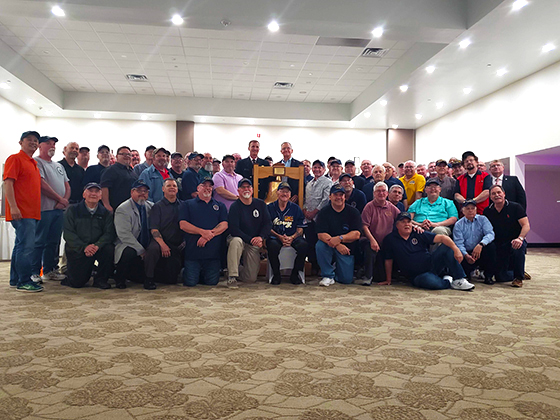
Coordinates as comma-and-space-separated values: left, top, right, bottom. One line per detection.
3, 131, 43, 292
454, 151, 492, 215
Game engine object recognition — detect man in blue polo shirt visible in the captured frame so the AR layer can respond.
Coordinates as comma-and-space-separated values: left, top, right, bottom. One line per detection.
179, 178, 228, 287
267, 182, 308, 285
409, 178, 458, 236
381, 212, 475, 291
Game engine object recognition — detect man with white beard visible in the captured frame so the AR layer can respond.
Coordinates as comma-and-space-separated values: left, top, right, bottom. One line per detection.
226, 178, 272, 288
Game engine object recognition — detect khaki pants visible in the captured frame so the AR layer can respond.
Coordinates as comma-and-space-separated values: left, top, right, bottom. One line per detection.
227, 236, 261, 282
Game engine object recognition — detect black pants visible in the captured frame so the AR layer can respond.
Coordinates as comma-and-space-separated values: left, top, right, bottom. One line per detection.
115, 246, 146, 285
304, 221, 319, 269
66, 244, 114, 288
461, 241, 496, 280
143, 239, 182, 283
267, 237, 308, 276
361, 238, 386, 281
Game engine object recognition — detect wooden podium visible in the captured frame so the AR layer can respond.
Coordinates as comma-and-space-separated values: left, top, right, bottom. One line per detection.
253, 163, 305, 208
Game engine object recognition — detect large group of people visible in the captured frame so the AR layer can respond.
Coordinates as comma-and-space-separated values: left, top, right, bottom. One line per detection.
4, 131, 530, 294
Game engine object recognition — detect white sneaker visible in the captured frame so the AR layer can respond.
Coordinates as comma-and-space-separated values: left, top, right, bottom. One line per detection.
41, 271, 66, 281
31, 274, 43, 284
450, 278, 475, 291
319, 277, 335, 287
443, 275, 453, 284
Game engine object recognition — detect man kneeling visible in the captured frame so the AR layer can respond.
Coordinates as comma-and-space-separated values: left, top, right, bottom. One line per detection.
381, 212, 475, 291
267, 182, 308, 285
63, 183, 115, 288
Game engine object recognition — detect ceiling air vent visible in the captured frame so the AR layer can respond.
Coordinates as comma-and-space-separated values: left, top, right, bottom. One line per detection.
126, 74, 148, 81
361, 48, 388, 58
273, 82, 293, 89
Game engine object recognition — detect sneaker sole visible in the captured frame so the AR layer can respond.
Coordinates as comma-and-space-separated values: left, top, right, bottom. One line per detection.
16, 287, 44, 293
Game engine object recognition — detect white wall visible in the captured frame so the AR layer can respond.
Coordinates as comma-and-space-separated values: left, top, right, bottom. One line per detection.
0, 95, 37, 167
194, 123, 387, 166
416, 60, 560, 175
36, 117, 176, 162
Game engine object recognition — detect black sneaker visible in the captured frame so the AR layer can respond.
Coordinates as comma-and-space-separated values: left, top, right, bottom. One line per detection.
484, 277, 495, 285
144, 281, 157, 290
271, 274, 281, 285
115, 281, 127, 289
92, 280, 111, 289
290, 271, 303, 285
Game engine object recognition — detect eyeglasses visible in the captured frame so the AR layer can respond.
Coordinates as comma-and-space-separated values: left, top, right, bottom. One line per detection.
118, 153, 131, 157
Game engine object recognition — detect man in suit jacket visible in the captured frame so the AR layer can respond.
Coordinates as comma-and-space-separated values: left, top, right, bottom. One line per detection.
114, 180, 155, 290
489, 160, 527, 211
277, 141, 302, 203
235, 140, 270, 200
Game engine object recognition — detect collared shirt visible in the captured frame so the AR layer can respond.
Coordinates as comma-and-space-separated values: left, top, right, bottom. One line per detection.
133, 161, 149, 177
399, 173, 426, 205
213, 169, 242, 211
408, 196, 458, 223
453, 214, 495, 255
3, 150, 41, 221
83, 163, 109, 187
492, 175, 503, 186
100, 162, 138, 210
383, 230, 437, 279
483, 200, 526, 245
281, 157, 292, 182
180, 197, 227, 260
346, 188, 367, 213
59, 159, 85, 204
149, 197, 183, 246
267, 200, 305, 237
304, 176, 333, 221
181, 167, 200, 200
438, 176, 456, 200
361, 199, 401, 244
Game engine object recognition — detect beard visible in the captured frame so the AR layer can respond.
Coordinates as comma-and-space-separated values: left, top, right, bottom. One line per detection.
47, 148, 56, 157
204, 163, 213, 172
136, 199, 146, 206
241, 191, 252, 199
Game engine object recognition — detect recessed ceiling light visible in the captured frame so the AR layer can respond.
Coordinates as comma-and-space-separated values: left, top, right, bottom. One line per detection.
380, 100, 387, 106
45, 110, 53, 116
496, 68, 508, 77
426, 65, 435, 74
121, 55, 127, 58
371, 27, 384, 38
459, 39, 471, 49
399, 85, 409, 92
364, 112, 371, 118
94, 112, 101, 118
356, 67, 363, 72
289, 64, 295, 68
26, 99, 35, 105
392, 124, 399, 129
415, 114, 422, 120
436, 102, 443, 109
51, 6, 65, 17
542, 43, 556, 53
463, 87, 472, 94
171, 14, 184, 25
141, 115, 148, 120
0, 82, 10, 90
308, 72, 313, 76
512, 0, 528, 11
268, 20, 279, 32
299, 91, 307, 94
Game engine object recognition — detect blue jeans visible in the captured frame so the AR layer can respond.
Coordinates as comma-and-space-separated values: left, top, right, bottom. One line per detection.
10, 218, 39, 287
412, 245, 466, 290
32, 209, 64, 275
316, 240, 355, 284
184, 259, 221, 286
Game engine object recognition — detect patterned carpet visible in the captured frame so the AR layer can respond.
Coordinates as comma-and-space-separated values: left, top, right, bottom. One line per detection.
1, 248, 560, 420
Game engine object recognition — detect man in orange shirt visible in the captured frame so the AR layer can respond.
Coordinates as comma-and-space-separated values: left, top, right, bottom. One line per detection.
3, 131, 43, 292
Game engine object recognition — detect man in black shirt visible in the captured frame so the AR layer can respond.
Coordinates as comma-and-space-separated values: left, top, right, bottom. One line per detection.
144, 178, 184, 287
227, 178, 272, 287
83, 145, 111, 186
59, 141, 85, 204
483, 185, 530, 287
100, 146, 138, 212
315, 184, 362, 286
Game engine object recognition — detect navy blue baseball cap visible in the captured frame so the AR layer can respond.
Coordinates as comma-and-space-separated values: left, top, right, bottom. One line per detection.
131, 179, 150, 190
20, 131, 40, 141
330, 184, 345, 194
396, 211, 412, 221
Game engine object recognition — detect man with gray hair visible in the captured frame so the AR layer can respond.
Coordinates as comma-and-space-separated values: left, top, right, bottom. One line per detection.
388, 184, 406, 212
362, 164, 386, 202
59, 141, 85, 204
400, 160, 426, 205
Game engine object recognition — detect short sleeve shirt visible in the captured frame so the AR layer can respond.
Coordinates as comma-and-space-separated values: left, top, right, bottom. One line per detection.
408, 196, 458, 223
35, 157, 69, 211
361, 200, 400, 244
316, 203, 362, 238
267, 200, 305, 237
100, 162, 138, 210
213, 170, 242, 210
483, 201, 526, 245
400, 173, 426, 205
3, 151, 41, 221
383, 230, 436, 278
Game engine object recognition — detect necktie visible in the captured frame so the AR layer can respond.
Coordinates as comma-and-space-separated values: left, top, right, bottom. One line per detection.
138, 205, 150, 249
252, 159, 256, 164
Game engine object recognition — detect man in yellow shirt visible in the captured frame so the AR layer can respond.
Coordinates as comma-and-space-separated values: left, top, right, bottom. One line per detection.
399, 160, 426, 206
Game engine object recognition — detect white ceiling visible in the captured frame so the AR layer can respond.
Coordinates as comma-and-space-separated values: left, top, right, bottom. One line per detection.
0, 0, 559, 129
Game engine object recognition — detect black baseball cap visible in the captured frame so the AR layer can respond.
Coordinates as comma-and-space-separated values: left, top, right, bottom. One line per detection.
39, 136, 58, 143
83, 182, 101, 191
330, 184, 345, 194
131, 179, 150, 190
188, 151, 204, 160
98, 145, 110, 153
222, 154, 235, 162
339, 173, 352, 181
277, 182, 291, 191
198, 177, 214, 186
153, 147, 170, 156
425, 178, 441, 187
20, 130, 40, 141
396, 211, 412, 221
330, 159, 342, 166
344, 160, 355, 166
171, 152, 183, 159
145, 145, 156, 152
312, 159, 325, 168
238, 178, 252, 187
435, 159, 447, 166
463, 199, 477, 208
79, 146, 90, 153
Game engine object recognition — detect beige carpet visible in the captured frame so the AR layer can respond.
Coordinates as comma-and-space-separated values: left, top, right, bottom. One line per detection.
1, 248, 560, 420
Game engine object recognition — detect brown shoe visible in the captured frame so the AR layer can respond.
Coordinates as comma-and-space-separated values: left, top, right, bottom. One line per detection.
511, 279, 523, 288
524, 271, 531, 280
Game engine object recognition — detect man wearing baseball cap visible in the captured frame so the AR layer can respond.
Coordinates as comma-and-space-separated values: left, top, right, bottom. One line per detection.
138, 147, 171, 203
381, 212, 475, 291
62, 183, 115, 289
226, 178, 272, 287
181, 151, 204, 200
315, 183, 362, 286
434, 159, 456, 200
83, 145, 111, 186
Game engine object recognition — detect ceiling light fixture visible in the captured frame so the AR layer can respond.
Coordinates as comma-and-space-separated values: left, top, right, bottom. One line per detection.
51, 6, 65, 17
141, 115, 148, 120
380, 100, 387, 106
392, 124, 399, 129
94, 112, 101, 118
463, 87, 472, 94
512, 0, 528, 11
415, 114, 422, 120
26, 99, 35, 105
371, 27, 383, 38
459, 39, 471, 49
364, 112, 371, 118
0, 82, 10, 89
426, 65, 435, 74
399, 85, 408, 92
496, 68, 508, 77
436, 102, 443, 109
542, 43, 556, 53
268, 20, 279, 32
171, 14, 184, 25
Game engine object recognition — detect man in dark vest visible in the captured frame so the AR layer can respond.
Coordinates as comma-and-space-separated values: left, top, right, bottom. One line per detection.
454, 151, 492, 215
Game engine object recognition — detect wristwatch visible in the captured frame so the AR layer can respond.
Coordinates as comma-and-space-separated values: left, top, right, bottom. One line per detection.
478, 242, 485, 247
518, 236, 524, 241
339, 235, 344, 242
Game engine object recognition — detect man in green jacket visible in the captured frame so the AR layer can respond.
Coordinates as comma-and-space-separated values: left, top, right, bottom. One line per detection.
62, 182, 115, 289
